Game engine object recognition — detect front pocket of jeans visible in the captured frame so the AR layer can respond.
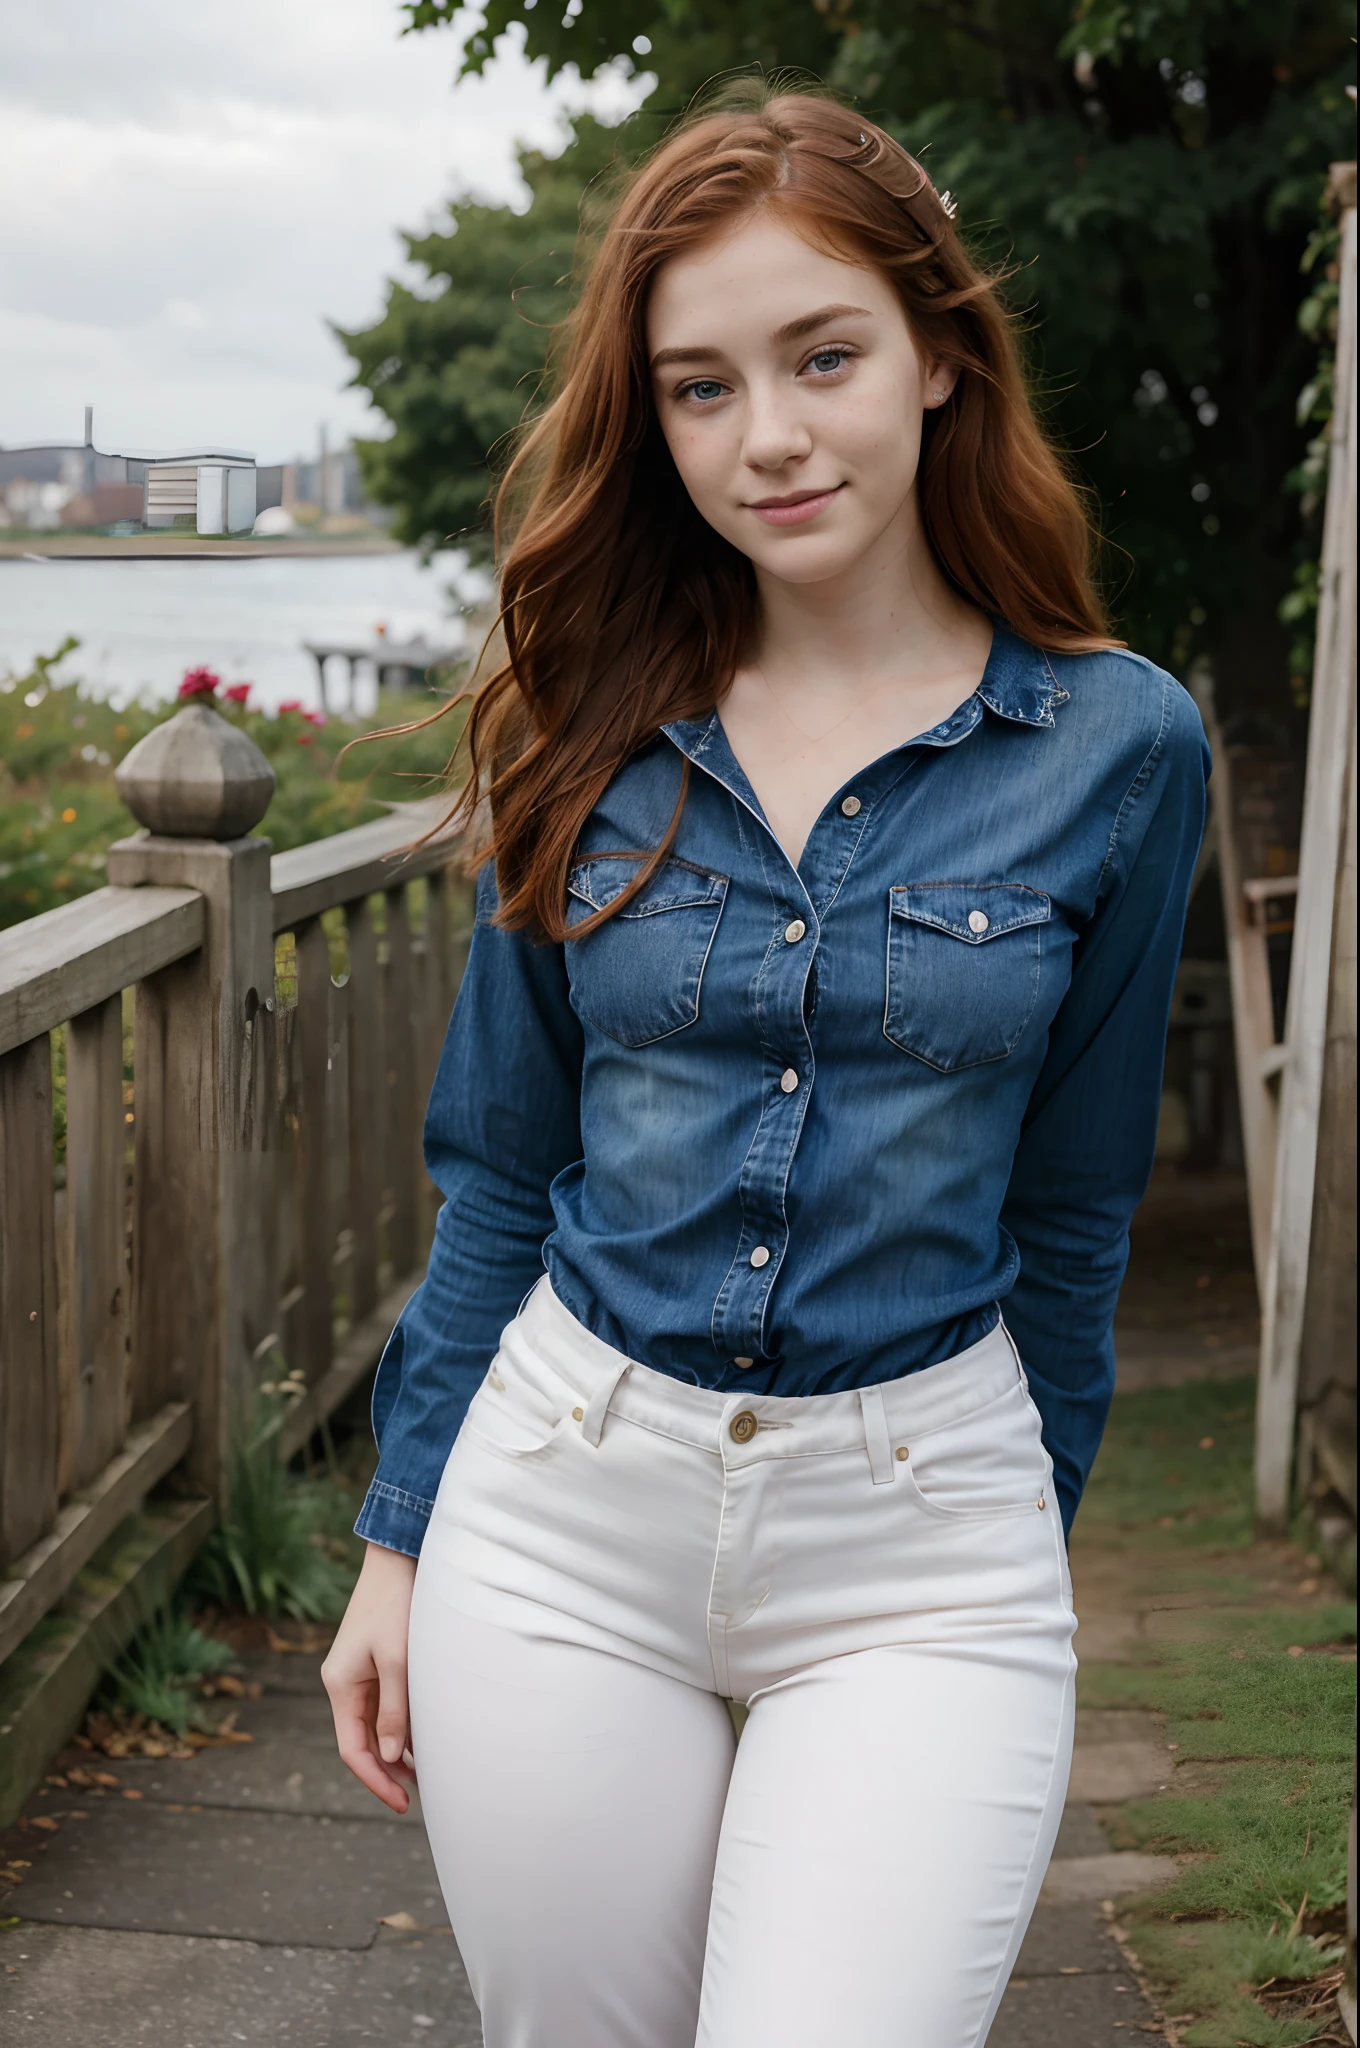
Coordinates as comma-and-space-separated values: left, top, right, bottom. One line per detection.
884, 883, 1049, 1071
460, 1354, 570, 1459
565, 855, 728, 1048
899, 1380, 1051, 1519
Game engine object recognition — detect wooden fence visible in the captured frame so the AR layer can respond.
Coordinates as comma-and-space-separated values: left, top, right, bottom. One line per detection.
0, 708, 468, 1803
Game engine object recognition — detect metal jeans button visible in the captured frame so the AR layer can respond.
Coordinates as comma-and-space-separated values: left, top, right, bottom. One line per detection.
730, 1410, 758, 1443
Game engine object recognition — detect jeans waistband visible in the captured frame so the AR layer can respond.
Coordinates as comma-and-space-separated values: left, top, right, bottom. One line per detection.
510, 1277, 1025, 1466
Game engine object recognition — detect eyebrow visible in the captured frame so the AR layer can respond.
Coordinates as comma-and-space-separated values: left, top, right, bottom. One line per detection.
649, 303, 874, 372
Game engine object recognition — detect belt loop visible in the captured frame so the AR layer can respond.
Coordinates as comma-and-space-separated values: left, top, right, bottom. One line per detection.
859, 1384, 895, 1485
581, 1357, 632, 1447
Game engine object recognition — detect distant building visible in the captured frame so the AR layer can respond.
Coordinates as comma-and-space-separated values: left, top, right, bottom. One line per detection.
0, 409, 258, 534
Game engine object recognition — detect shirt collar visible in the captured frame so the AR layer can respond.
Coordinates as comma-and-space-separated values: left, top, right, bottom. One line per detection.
662, 620, 1067, 770
975, 620, 1069, 728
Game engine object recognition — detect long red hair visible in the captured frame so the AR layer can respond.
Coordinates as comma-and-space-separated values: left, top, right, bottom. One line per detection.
434, 87, 1117, 938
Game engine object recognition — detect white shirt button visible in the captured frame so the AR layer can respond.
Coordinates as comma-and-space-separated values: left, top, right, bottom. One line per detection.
734, 1356, 755, 1370
779, 1068, 799, 1094
784, 918, 807, 944
968, 909, 990, 934
840, 795, 862, 817
749, 1245, 771, 1269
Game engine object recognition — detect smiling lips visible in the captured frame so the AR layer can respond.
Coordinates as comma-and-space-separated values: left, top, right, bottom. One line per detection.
747, 484, 845, 527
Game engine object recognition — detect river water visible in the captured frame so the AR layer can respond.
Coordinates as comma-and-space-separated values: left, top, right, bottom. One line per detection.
0, 550, 484, 718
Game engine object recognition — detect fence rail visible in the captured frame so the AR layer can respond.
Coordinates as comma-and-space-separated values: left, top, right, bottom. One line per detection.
0, 726, 468, 1703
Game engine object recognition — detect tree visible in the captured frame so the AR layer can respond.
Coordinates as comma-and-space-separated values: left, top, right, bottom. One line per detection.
342, 1, 1355, 696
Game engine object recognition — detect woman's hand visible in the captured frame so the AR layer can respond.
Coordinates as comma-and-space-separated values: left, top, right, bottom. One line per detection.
322, 1541, 420, 1814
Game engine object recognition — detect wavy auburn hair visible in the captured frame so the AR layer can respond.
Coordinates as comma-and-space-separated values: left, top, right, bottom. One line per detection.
439, 87, 1117, 938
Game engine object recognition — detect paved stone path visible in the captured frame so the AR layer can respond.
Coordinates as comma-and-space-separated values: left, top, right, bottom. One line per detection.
0, 1623, 1173, 2046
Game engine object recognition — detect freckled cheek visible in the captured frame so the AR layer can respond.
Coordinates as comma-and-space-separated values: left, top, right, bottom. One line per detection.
672, 436, 732, 514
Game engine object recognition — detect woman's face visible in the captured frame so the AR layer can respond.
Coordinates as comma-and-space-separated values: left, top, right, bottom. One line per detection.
646, 213, 954, 588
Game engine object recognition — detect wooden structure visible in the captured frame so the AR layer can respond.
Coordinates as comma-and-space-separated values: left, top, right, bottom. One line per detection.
0, 705, 469, 1820
1255, 161, 1358, 1542
1194, 688, 1300, 1285
303, 634, 462, 714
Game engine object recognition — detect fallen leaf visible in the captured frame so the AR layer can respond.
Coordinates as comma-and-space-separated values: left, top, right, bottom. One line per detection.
29, 1816, 58, 1833
45, 1775, 67, 1789
266, 1623, 333, 1654
1058, 1966, 1082, 1975
1287, 1645, 1305, 1657
121, 1788, 143, 1800
1198, 1435, 1214, 1449
380, 1911, 421, 1931
213, 1673, 247, 1697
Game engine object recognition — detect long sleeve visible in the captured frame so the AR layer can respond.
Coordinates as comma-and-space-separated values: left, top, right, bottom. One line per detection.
1000, 680, 1210, 1537
354, 865, 584, 1556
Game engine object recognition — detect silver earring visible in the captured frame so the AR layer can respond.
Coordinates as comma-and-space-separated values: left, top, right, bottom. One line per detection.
932, 390, 947, 403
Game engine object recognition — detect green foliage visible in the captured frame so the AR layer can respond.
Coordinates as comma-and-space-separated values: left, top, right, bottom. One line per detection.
1080, 1606, 1357, 1763
186, 1366, 364, 1623
335, 118, 626, 557
356, 1, 1355, 686
1078, 1375, 1258, 1548
1278, 195, 1344, 700
1075, 1376, 1356, 2040
1129, 1916, 1345, 2047
0, 643, 466, 930
104, 1608, 235, 1735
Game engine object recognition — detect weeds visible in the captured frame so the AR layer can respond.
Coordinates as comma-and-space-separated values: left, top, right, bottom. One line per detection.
104, 1608, 235, 1734
185, 1357, 365, 1624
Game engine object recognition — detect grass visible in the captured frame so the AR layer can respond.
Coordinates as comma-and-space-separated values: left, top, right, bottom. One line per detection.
1074, 1377, 1356, 2045
1078, 1375, 1258, 1551
186, 1370, 367, 1624
104, 1609, 237, 1735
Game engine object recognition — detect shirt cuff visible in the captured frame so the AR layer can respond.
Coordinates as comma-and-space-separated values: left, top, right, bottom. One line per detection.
353, 1479, 435, 1560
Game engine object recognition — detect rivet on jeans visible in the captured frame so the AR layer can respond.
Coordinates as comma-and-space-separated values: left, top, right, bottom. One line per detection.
895, 1446, 910, 1461
572, 1407, 584, 1422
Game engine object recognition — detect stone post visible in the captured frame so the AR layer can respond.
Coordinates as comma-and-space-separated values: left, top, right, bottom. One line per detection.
109, 706, 277, 1505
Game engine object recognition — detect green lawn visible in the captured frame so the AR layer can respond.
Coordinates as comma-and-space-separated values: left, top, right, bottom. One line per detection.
1075, 1379, 1356, 2046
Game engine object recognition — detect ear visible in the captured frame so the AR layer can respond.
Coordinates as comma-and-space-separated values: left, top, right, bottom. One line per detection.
923, 362, 960, 408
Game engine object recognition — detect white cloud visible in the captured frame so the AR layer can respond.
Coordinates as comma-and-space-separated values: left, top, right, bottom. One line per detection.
0, 0, 647, 460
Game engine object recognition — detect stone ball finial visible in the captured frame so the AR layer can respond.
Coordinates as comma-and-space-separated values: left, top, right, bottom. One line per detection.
115, 704, 276, 840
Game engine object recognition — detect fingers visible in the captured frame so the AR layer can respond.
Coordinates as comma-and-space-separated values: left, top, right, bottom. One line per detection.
323, 1660, 414, 1815
331, 1706, 412, 1815
375, 1652, 411, 1767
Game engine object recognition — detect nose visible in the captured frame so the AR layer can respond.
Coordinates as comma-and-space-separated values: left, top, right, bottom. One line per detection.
740, 380, 813, 473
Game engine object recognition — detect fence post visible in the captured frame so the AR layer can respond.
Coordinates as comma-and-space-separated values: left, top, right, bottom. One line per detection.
107, 705, 277, 1505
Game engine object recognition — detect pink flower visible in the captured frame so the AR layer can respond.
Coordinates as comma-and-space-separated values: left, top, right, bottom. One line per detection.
302, 708, 327, 726
223, 682, 251, 705
178, 666, 221, 699
296, 732, 314, 746
277, 699, 304, 715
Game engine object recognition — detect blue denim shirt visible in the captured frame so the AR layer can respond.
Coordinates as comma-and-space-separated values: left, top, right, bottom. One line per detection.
356, 623, 1208, 1551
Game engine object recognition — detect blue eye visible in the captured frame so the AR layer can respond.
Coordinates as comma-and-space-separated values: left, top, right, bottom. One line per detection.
685, 379, 725, 403
807, 349, 848, 374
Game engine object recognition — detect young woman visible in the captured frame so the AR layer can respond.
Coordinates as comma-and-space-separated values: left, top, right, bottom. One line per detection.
323, 90, 1207, 2046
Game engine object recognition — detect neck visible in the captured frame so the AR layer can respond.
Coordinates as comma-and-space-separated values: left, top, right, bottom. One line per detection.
748, 490, 980, 692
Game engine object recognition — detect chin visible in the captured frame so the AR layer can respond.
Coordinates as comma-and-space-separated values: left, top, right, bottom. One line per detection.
746, 538, 867, 587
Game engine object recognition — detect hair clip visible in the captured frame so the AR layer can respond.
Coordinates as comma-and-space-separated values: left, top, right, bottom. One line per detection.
937, 190, 959, 220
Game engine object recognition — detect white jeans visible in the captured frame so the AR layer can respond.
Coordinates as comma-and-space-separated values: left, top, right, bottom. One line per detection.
408, 1279, 1077, 2048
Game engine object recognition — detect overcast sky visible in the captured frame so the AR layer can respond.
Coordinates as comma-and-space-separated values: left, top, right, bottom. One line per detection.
0, 2, 646, 461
